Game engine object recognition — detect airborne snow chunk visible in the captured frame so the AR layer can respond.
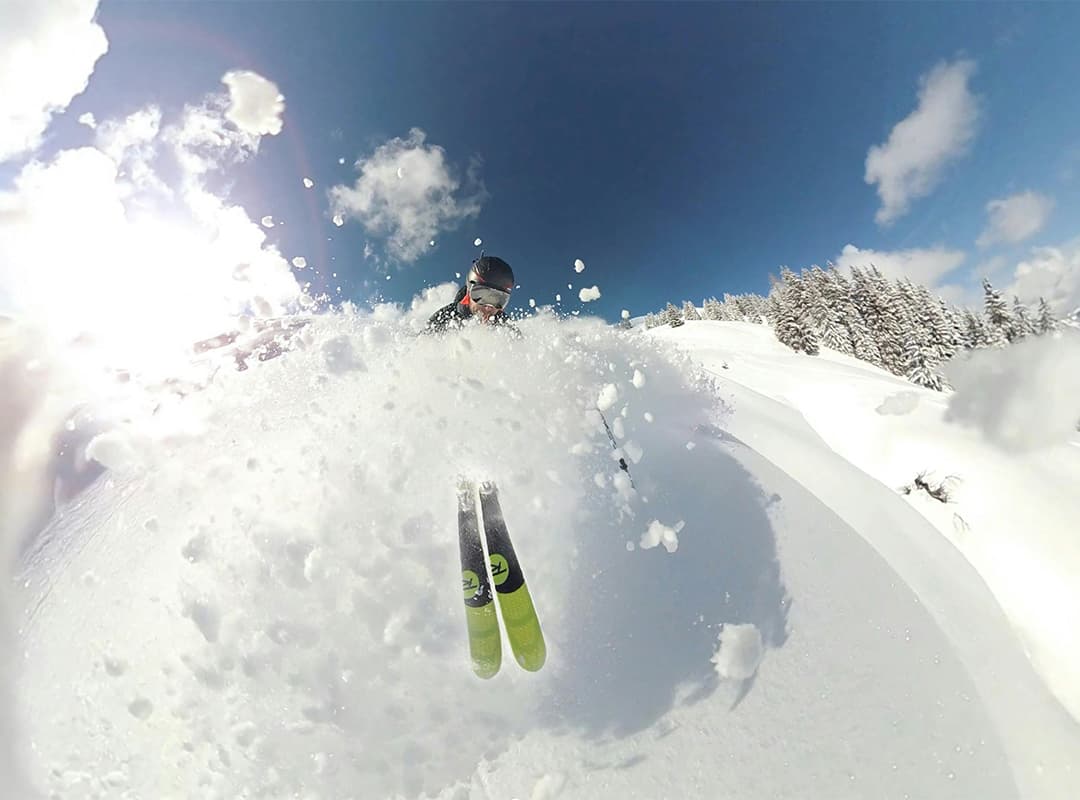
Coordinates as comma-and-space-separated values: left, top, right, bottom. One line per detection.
639, 519, 683, 553
712, 623, 764, 680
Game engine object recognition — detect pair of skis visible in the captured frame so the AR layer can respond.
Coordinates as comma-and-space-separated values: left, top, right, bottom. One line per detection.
457, 479, 545, 678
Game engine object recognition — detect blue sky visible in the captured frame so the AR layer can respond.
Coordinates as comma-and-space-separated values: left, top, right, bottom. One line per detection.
8, 1, 1080, 322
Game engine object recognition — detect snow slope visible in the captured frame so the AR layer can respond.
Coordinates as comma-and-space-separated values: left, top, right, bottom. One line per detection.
649, 321, 1080, 723
10, 311, 1080, 799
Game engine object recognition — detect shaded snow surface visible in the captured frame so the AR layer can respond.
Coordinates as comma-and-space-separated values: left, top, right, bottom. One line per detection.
12, 313, 1079, 799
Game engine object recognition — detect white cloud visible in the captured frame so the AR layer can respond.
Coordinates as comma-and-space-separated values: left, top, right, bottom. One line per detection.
0, 77, 302, 371
574, 259, 586, 273
834, 243, 966, 287
579, 286, 601, 303
327, 128, 487, 263
865, 59, 979, 226
977, 190, 1054, 247
0, 0, 108, 163
1004, 239, 1080, 312
78, 112, 97, 129
221, 70, 285, 136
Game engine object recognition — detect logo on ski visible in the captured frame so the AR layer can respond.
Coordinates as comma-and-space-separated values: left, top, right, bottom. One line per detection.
462, 569, 481, 598
489, 553, 510, 587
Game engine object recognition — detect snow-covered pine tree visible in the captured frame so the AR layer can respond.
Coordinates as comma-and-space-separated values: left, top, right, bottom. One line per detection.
661, 302, 681, 325
643, 312, 660, 329
875, 277, 915, 376
682, 300, 701, 321
737, 293, 768, 323
773, 268, 820, 355
963, 309, 991, 348
805, 266, 853, 354
903, 333, 946, 391
764, 274, 784, 327
1036, 297, 1058, 334
911, 284, 956, 362
1010, 297, 1036, 340
848, 266, 891, 369
702, 297, 725, 321
982, 278, 1012, 345
941, 299, 970, 355
725, 294, 746, 321
825, 266, 877, 365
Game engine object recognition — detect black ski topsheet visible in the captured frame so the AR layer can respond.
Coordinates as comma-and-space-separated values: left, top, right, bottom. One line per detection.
458, 479, 501, 678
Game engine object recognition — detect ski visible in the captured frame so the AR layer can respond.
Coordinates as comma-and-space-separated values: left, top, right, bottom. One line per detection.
477, 481, 546, 672
458, 479, 501, 679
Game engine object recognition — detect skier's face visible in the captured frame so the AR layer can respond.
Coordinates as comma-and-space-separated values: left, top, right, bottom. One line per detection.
474, 303, 500, 324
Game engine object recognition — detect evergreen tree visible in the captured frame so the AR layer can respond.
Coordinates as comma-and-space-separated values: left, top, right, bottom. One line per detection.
806, 266, 853, 354
876, 281, 915, 375
903, 333, 946, 391
739, 294, 768, 323
1010, 297, 1036, 340
982, 278, 1013, 345
643, 312, 660, 330
765, 286, 783, 327
702, 297, 725, 321
942, 300, 970, 354
682, 300, 701, 321
1036, 297, 1058, 334
773, 270, 820, 355
963, 309, 991, 349
902, 284, 954, 362
848, 267, 890, 369
661, 302, 681, 325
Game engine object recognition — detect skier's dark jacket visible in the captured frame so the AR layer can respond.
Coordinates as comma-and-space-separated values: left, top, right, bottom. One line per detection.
425, 286, 521, 335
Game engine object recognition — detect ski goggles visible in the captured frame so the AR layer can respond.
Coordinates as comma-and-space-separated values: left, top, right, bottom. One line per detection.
469, 283, 511, 309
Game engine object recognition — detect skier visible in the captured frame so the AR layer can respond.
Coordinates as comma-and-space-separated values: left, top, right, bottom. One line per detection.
426, 255, 519, 333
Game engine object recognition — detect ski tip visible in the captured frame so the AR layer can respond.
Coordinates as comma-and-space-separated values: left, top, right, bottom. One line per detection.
515, 649, 546, 672
472, 660, 500, 680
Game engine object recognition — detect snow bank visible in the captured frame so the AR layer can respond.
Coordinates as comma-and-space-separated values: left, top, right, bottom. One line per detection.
649, 320, 1080, 793
19, 311, 773, 797
14, 312, 1080, 799
0, 324, 58, 797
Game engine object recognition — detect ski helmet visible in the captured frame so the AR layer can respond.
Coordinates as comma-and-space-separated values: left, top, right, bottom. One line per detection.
467, 255, 515, 292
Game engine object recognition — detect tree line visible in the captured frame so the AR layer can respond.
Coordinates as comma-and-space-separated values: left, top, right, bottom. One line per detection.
640, 264, 1061, 391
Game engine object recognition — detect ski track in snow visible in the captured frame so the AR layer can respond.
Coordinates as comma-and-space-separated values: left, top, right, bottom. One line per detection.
7, 313, 1080, 799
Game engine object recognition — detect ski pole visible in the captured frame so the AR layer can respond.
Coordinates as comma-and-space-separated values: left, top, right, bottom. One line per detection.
595, 408, 636, 490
